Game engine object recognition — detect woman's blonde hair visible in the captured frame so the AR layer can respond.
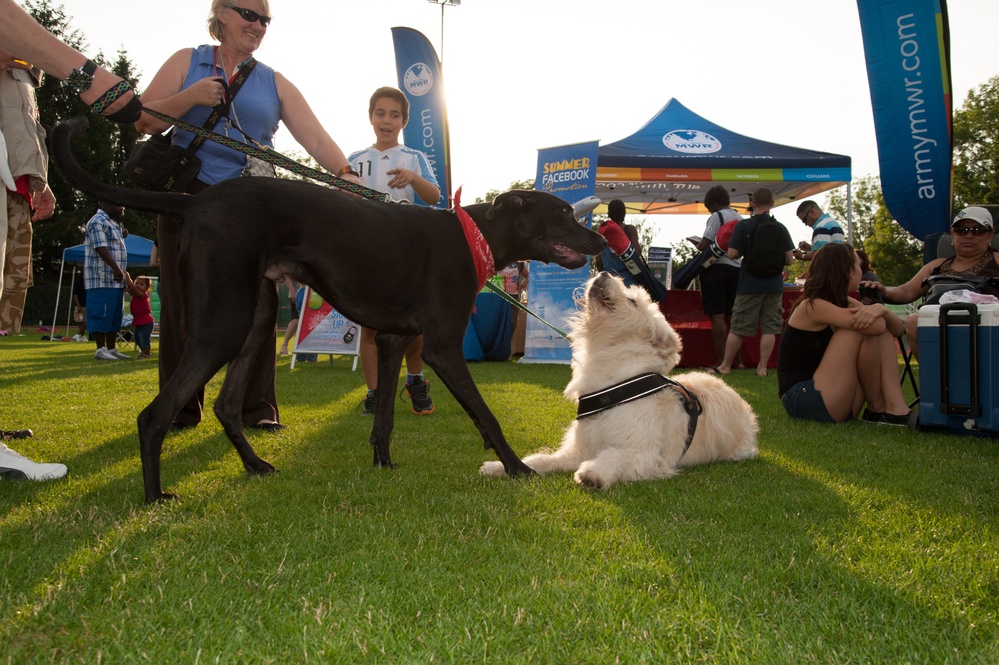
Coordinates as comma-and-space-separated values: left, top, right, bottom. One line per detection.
207, 0, 271, 41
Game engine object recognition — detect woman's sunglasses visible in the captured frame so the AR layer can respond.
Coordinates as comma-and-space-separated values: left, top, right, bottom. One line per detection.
230, 6, 271, 27
952, 225, 991, 236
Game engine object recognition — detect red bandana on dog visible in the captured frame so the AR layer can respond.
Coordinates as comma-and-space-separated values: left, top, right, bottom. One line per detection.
453, 186, 495, 292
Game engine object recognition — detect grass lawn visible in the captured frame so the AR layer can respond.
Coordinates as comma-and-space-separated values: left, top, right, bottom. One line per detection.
2, 330, 999, 663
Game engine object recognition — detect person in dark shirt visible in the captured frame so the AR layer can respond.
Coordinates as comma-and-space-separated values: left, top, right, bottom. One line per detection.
777, 243, 910, 425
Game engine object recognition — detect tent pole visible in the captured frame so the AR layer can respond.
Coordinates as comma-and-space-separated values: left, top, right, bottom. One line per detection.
847, 181, 854, 244
50, 254, 67, 342
64, 266, 77, 339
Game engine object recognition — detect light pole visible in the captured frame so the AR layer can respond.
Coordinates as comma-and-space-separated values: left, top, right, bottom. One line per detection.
426, 0, 460, 64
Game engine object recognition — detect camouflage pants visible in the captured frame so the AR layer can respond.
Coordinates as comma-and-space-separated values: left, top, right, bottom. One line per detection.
0, 192, 33, 333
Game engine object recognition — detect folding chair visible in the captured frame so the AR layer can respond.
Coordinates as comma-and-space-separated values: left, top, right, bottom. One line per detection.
864, 285, 919, 400
117, 313, 134, 350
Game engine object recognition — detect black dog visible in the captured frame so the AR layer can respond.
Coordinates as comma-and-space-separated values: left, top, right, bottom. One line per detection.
50, 117, 606, 502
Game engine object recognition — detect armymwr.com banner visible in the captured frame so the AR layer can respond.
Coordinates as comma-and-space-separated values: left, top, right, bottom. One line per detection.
857, 0, 953, 239
522, 141, 599, 364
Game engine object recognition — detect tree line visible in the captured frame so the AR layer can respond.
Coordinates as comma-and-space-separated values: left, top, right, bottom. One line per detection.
24, 0, 999, 301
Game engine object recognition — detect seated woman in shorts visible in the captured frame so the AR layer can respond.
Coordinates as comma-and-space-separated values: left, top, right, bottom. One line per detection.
777, 243, 911, 425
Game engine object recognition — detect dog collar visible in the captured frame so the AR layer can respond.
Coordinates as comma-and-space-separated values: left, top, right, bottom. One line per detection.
453, 186, 495, 291
576, 372, 703, 458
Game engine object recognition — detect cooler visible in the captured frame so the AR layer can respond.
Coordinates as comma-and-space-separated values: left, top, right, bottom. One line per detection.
917, 302, 999, 435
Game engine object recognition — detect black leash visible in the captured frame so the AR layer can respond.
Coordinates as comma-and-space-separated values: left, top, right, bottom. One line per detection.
140, 107, 390, 202
576, 372, 702, 457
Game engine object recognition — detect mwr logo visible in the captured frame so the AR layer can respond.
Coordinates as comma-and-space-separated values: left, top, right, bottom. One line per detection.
662, 130, 722, 154
403, 63, 433, 97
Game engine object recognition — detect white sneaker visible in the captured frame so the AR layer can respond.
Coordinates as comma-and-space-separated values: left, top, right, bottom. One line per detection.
72, 334, 82, 342
0, 443, 68, 481
108, 348, 132, 360
95, 347, 119, 361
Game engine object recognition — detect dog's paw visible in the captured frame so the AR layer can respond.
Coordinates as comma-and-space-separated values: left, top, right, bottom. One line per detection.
244, 458, 277, 475
574, 462, 612, 489
479, 461, 505, 477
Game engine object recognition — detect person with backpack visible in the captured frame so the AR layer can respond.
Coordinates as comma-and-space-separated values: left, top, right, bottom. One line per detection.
713, 187, 794, 377
694, 185, 743, 367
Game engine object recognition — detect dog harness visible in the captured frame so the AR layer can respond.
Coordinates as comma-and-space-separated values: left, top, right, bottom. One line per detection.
576, 372, 703, 458
452, 186, 495, 291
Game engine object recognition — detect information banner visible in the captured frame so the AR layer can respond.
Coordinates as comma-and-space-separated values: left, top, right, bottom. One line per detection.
292, 287, 360, 370
522, 141, 599, 364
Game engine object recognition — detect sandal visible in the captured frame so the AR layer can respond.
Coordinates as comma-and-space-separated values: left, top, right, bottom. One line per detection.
248, 420, 285, 433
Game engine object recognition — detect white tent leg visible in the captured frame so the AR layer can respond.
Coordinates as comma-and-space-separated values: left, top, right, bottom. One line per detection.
64, 266, 77, 339
49, 255, 67, 342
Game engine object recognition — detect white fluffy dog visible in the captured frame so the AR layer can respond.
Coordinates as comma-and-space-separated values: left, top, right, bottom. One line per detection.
482, 272, 758, 488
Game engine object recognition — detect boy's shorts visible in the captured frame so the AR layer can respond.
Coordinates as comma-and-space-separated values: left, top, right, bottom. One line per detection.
781, 380, 838, 423
85, 287, 124, 334
730, 291, 784, 337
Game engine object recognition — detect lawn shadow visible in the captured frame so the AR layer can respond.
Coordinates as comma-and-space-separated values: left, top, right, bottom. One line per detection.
596, 451, 997, 661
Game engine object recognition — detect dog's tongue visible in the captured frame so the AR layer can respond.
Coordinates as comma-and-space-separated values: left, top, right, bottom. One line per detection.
555, 244, 584, 263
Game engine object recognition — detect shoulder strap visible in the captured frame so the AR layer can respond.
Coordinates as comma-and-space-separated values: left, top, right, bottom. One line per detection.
182, 58, 258, 157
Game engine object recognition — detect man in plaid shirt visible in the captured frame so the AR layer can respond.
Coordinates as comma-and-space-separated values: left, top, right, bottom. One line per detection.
84, 202, 130, 361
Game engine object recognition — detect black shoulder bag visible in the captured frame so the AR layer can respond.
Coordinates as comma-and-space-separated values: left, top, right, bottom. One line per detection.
125, 58, 257, 192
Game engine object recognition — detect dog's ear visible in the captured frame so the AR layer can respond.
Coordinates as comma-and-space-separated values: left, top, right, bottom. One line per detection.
653, 319, 683, 370
486, 190, 531, 221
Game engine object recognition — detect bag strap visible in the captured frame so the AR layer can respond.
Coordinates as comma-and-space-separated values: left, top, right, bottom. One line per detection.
180, 58, 258, 157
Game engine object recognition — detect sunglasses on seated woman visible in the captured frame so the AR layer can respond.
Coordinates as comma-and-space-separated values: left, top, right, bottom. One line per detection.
952, 225, 991, 236
230, 6, 271, 27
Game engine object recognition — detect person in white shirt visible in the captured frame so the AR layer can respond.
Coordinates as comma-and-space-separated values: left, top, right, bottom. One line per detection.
347, 87, 440, 415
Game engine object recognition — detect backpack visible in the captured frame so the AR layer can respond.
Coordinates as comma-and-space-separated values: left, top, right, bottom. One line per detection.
742, 214, 787, 277
713, 209, 741, 251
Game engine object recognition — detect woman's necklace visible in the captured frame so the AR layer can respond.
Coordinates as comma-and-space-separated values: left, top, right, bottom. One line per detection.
216, 46, 232, 80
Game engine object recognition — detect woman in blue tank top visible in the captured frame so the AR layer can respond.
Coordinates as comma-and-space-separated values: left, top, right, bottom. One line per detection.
134, 0, 360, 431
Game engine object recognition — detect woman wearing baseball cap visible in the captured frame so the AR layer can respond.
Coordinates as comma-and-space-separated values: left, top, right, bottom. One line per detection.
862, 206, 999, 359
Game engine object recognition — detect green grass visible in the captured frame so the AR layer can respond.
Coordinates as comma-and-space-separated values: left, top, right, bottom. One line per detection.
2, 332, 999, 663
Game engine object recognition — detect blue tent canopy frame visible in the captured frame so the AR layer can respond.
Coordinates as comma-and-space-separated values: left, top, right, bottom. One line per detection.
61, 233, 154, 265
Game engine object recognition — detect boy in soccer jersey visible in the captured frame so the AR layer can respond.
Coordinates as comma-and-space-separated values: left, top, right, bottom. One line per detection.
347, 87, 441, 415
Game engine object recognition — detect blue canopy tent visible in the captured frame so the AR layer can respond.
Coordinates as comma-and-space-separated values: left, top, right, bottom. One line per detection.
49, 234, 154, 340
595, 98, 853, 217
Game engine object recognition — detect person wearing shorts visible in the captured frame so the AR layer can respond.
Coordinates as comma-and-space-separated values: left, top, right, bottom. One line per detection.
776, 243, 910, 426
83, 202, 129, 361
714, 188, 793, 377
695, 185, 742, 367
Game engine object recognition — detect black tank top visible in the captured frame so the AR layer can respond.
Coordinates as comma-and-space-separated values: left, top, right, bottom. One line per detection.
777, 323, 833, 397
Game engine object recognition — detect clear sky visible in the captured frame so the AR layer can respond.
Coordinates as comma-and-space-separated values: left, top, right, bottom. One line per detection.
65, 0, 999, 248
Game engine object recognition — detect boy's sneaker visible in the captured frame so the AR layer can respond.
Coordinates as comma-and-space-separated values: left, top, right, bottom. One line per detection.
108, 348, 132, 360
403, 377, 435, 415
360, 390, 377, 415
71, 334, 83, 342
0, 443, 68, 481
94, 347, 119, 361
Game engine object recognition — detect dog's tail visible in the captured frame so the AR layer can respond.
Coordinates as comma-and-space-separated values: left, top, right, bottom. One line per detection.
49, 116, 192, 218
